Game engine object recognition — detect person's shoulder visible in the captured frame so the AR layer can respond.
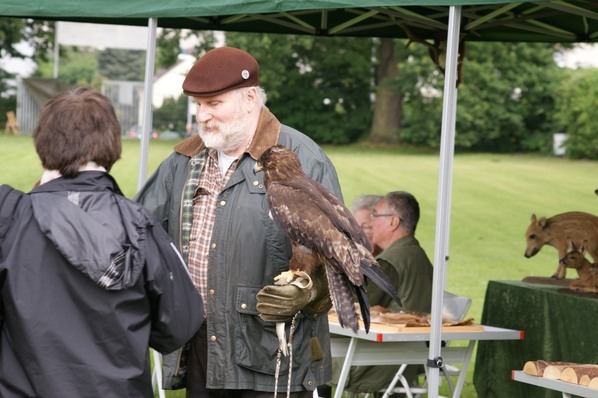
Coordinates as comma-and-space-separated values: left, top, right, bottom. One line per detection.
0, 184, 24, 202
113, 192, 159, 225
378, 236, 421, 259
173, 134, 204, 158
0, 184, 26, 237
278, 124, 329, 161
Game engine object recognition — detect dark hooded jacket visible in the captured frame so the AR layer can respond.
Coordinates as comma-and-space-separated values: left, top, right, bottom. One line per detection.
0, 172, 203, 398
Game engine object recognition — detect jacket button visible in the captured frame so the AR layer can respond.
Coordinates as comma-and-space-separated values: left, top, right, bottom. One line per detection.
211, 242, 217, 249
307, 380, 313, 386
210, 335, 217, 342
253, 180, 259, 186
241, 303, 247, 310
220, 200, 226, 206
209, 289, 215, 295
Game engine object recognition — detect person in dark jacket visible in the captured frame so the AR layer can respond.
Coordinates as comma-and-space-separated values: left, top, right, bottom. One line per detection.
0, 87, 204, 398
134, 46, 342, 397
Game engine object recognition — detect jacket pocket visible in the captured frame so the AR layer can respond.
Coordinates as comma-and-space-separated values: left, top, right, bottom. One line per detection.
233, 285, 306, 375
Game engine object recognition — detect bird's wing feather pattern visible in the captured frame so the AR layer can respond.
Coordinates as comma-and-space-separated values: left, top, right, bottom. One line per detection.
257, 144, 401, 334
266, 180, 365, 284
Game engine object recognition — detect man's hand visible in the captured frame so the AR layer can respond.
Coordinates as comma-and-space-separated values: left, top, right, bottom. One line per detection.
256, 282, 312, 322
256, 267, 332, 322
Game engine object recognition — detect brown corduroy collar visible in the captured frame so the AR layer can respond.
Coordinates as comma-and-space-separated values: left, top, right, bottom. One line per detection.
173, 106, 281, 160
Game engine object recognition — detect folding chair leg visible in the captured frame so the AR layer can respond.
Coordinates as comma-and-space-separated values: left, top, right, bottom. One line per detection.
151, 349, 166, 398
382, 364, 414, 398
441, 367, 455, 395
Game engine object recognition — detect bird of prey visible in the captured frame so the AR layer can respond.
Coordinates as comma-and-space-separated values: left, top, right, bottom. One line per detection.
254, 145, 401, 354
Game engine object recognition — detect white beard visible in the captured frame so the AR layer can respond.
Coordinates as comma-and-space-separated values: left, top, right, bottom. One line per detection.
199, 106, 252, 153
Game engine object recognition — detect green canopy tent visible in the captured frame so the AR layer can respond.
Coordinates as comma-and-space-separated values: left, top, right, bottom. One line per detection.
2, 0, 597, 41
2, 2, 597, 396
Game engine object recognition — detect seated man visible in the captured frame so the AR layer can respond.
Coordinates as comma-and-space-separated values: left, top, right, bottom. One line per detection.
343, 190, 434, 397
350, 194, 383, 256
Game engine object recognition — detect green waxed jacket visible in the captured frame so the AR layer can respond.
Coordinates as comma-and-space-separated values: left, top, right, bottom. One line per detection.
134, 107, 341, 392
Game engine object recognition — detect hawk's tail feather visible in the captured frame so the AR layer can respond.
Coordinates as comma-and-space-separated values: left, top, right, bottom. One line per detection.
355, 284, 370, 333
325, 266, 360, 333
362, 261, 402, 307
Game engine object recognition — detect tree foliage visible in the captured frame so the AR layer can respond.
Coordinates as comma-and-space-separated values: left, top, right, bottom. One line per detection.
157, 29, 219, 69
554, 68, 598, 159
369, 38, 402, 144
152, 94, 188, 133
98, 48, 145, 81
397, 41, 562, 153
0, 19, 54, 127
34, 47, 100, 88
224, 33, 374, 144
0, 19, 54, 62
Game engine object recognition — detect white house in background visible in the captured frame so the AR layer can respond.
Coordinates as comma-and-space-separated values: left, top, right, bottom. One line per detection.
152, 53, 196, 108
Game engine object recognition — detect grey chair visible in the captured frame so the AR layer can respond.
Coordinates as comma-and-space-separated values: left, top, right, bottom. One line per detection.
369, 291, 472, 398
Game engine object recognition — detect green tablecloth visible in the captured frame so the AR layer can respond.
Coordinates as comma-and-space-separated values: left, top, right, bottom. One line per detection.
474, 280, 598, 398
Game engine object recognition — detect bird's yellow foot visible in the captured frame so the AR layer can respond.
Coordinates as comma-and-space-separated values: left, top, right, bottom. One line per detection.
274, 270, 313, 289
274, 270, 297, 285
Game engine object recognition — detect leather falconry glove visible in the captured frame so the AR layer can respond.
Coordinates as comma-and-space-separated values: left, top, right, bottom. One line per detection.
256, 266, 331, 322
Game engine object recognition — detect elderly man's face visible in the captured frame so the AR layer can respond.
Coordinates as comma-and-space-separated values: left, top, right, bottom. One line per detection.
371, 198, 397, 248
354, 207, 374, 244
193, 89, 252, 153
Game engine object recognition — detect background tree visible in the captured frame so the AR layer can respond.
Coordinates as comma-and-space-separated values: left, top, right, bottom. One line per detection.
157, 29, 219, 69
0, 19, 54, 62
397, 41, 562, 152
554, 67, 598, 159
152, 94, 188, 133
34, 47, 100, 87
0, 18, 54, 128
98, 48, 145, 81
386, 39, 443, 147
369, 37, 402, 144
156, 28, 182, 69
225, 32, 374, 144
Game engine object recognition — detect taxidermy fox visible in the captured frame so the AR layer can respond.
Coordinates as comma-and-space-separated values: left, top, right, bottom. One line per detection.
558, 239, 598, 292
524, 212, 598, 279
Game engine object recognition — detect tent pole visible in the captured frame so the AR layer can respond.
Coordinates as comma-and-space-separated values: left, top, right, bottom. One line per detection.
137, 17, 158, 191
428, 5, 461, 397
53, 24, 59, 79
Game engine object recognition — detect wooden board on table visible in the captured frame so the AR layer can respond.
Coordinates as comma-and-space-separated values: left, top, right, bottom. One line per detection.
328, 312, 484, 333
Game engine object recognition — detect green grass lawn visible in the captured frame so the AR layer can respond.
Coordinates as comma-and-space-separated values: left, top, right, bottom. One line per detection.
2, 134, 597, 397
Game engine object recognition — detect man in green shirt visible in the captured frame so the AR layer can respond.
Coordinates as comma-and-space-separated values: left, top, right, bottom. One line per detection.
343, 191, 434, 397
368, 191, 434, 312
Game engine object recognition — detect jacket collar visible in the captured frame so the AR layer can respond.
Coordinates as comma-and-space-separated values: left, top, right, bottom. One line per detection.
173, 106, 281, 160
31, 171, 123, 196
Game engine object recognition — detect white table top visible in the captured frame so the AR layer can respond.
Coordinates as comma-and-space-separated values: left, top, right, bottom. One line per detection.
328, 321, 523, 342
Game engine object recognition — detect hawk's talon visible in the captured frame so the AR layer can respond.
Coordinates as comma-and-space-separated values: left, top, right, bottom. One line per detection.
274, 270, 297, 285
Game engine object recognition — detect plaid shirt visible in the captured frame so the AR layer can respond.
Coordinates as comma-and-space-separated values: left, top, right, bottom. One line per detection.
186, 148, 237, 310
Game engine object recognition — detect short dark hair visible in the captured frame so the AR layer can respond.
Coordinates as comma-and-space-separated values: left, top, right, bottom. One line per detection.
385, 191, 420, 234
33, 86, 122, 178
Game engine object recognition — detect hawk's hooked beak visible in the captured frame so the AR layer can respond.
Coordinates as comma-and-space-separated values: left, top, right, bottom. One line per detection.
254, 161, 263, 174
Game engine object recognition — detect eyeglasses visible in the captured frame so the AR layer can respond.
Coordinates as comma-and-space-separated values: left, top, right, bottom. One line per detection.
370, 212, 396, 219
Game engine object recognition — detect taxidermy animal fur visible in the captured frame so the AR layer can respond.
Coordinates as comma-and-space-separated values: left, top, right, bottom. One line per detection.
558, 239, 598, 292
524, 212, 598, 279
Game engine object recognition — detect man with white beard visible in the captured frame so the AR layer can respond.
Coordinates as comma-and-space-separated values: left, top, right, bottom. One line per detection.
135, 46, 342, 398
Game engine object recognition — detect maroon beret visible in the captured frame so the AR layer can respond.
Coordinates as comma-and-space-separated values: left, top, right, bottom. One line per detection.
182, 47, 259, 97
